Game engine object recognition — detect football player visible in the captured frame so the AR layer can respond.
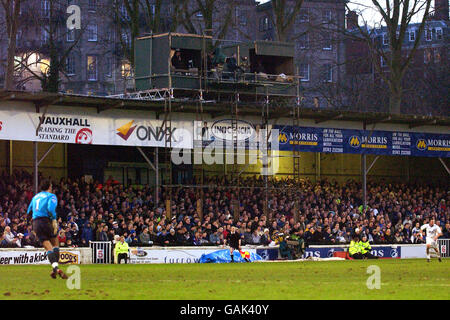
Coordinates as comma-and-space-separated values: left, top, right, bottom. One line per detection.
27, 179, 68, 279
420, 218, 443, 262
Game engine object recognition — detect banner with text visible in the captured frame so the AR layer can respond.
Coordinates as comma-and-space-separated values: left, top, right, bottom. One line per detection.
129, 247, 257, 264
0, 250, 80, 265
274, 125, 450, 158
0, 105, 193, 149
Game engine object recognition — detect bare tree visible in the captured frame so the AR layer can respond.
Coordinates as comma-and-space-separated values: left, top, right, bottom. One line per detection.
178, 0, 234, 42
270, 0, 305, 42
115, 0, 179, 68
348, 0, 433, 114
1, 0, 21, 90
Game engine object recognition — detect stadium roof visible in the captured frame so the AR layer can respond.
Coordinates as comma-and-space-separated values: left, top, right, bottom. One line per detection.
0, 89, 449, 128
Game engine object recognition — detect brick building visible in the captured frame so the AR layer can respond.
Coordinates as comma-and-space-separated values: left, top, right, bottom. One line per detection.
344, 0, 449, 115
0, 0, 347, 106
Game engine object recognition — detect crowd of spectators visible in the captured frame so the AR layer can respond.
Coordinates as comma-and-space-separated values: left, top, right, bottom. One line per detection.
1, 169, 449, 249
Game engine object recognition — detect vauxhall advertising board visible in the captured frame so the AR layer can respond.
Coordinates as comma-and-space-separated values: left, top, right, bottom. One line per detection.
274, 125, 450, 158
0, 105, 193, 149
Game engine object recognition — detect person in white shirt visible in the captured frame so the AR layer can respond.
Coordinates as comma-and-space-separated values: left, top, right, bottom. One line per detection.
420, 218, 443, 262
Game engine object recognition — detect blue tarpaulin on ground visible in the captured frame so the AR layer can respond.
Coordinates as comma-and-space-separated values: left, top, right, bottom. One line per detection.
198, 249, 263, 263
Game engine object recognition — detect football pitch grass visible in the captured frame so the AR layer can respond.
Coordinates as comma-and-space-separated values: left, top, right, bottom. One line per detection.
0, 259, 448, 300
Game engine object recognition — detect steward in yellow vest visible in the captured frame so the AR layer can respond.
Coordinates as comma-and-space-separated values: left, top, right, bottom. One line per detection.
349, 236, 363, 259
359, 235, 378, 259
115, 236, 129, 264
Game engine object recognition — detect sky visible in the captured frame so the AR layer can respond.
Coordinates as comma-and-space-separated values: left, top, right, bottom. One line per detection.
256, 0, 431, 26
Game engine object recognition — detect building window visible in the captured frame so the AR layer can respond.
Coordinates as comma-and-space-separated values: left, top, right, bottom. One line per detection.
238, 10, 247, 26
16, 29, 22, 45
87, 55, 97, 81
88, 0, 96, 12
259, 16, 271, 31
196, 11, 203, 18
298, 9, 309, 22
322, 10, 332, 23
380, 55, 387, 67
382, 33, 389, 45
67, 29, 75, 42
433, 48, 441, 63
424, 49, 432, 64
66, 55, 76, 75
299, 64, 309, 82
122, 31, 130, 47
425, 28, 432, 41
149, 4, 156, 16
105, 57, 113, 77
298, 33, 309, 49
41, 0, 50, 17
435, 28, 443, 40
409, 30, 415, 42
322, 33, 332, 50
120, 4, 129, 20
322, 64, 332, 82
41, 28, 49, 43
121, 61, 132, 79
87, 24, 98, 41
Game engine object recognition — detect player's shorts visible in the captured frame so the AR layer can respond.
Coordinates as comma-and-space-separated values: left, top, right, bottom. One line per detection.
426, 237, 437, 247
32, 217, 55, 242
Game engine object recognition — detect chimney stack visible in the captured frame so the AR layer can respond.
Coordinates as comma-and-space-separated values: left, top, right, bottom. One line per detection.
346, 10, 359, 30
434, 0, 449, 21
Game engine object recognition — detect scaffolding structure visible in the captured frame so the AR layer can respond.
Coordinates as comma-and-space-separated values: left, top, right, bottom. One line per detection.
107, 33, 306, 221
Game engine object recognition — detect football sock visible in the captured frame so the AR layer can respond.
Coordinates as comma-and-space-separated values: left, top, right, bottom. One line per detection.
426, 247, 430, 259
231, 253, 234, 262
434, 247, 441, 258
53, 247, 60, 262
47, 251, 59, 271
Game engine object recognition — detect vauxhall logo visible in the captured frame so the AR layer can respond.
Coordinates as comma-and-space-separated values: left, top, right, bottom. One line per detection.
39, 116, 90, 127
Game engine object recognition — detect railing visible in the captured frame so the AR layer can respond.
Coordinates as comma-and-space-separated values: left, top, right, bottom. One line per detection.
170, 68, 300, 87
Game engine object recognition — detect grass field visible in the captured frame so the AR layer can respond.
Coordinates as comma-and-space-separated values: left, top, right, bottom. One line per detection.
0, 259, 448, 300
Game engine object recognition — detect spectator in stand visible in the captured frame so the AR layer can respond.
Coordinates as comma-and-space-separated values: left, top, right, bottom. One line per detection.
443, 223, 450, 239
164, 228, 178, 246
251, 229, 261, 245
402, 223, 412, 244
0, 170, 448, 250
412, 222, 424, 243
384, 229, 395, 244
58, 230, 67, 247
394, 231, 404, 244
139, 227, 153, 246
209, 229, 221, 245
261, 228, 271, 246
98, 225, 109, 242
3, 226, 15, 245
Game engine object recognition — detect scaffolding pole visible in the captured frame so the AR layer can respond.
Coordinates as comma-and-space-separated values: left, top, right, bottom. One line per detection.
438, 157, 450, 176
9, 140, 12, 176
33, 142, 38, 194
362, 122, 367, 209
